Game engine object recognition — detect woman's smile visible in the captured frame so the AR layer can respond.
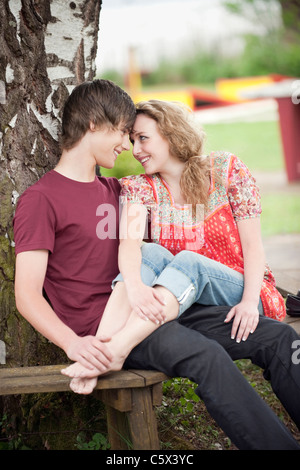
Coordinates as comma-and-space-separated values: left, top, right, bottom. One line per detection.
138, 156, 151, 166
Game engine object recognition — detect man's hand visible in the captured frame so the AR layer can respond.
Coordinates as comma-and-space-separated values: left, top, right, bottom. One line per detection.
66, 335, 113, 374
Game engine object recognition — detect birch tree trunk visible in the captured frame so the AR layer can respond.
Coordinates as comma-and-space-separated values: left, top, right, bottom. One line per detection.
0, 0, 102, 366
0, 0, 103, 449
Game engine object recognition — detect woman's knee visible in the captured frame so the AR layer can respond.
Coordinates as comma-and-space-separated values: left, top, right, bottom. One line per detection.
172, 250, 209, 278
141, 243, 174, 269
174, 250, 206, 265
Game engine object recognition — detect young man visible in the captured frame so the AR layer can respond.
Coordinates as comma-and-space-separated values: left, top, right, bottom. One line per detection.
13, 79, 179, 377
13, 80, 300, 450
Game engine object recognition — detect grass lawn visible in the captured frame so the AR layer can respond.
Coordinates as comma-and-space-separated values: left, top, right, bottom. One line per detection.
261, 193, 300, 236
203, 120, 284, 172
203, 121, 300, 235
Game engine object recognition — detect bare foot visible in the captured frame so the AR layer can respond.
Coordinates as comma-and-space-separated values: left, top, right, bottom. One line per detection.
66, 351, 126, 395
69, 376, 98, 395
62, 348, 126, 380
61, 362, 98, 379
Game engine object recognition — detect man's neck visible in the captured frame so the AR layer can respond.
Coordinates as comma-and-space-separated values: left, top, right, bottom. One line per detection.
55, 148, 96, 183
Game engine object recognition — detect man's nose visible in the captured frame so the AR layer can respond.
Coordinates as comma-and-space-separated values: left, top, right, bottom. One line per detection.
122, 134, 131, 151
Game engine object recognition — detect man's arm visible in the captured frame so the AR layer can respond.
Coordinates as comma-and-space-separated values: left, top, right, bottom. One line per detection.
15, 250, 113, 372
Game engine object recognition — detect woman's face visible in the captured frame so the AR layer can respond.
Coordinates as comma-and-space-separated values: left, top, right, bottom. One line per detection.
130, 114, 172, 174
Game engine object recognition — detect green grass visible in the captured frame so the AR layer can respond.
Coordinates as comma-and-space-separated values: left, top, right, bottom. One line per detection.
203, 120, 284, 172
100, 150, 142, 179
260, 193, 300, 237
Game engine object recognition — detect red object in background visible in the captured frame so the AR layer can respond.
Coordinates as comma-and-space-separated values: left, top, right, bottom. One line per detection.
189, 88, 234, 110
276, 97, 300, 182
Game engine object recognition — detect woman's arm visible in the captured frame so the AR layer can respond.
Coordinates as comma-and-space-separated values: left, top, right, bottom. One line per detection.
225, 217, 265, 342
118, 202, 166, 324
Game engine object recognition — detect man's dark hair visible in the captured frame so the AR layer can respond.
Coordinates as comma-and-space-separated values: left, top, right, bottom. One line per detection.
61, 79, 136, 150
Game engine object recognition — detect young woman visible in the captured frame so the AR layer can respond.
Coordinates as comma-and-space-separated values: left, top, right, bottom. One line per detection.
116, 100, 285, 342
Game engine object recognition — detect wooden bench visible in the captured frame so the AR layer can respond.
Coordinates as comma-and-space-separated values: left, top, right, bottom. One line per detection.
0, 364, 169, 450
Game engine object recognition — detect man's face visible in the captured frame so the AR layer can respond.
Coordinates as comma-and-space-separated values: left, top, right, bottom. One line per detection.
90, 123, 131, 169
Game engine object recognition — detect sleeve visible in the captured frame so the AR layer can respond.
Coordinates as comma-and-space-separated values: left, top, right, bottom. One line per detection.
119, 175, 156, 210
13, 189, 56, 255
227, 155, 262, 221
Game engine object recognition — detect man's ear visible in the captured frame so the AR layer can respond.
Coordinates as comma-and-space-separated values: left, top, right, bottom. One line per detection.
89, 121, 96, 132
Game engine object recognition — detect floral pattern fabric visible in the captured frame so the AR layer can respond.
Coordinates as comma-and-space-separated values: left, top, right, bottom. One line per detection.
119, 151, 286, 321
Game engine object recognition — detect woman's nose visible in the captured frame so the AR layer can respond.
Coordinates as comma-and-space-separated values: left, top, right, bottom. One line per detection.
132, 140, 141, 156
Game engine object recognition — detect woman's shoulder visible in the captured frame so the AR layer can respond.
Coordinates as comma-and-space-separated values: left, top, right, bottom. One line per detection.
209, 151, 247, 180
119, 174, 157, 205
119, 173, 149, 186
209, 150, 237, 168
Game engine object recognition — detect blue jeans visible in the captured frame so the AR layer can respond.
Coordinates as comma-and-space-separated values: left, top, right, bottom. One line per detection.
113, 243, 264, 316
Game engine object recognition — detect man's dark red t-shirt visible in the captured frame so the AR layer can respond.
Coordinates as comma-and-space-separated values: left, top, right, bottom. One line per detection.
13, 170, 120, 336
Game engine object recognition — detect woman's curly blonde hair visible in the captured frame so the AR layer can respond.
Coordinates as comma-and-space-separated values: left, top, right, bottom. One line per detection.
136, 100, 211, 210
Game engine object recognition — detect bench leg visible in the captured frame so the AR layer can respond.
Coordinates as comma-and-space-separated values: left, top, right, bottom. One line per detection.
127, 388, 160, 450
97, 386, 161, 450
106, 405, 131, 450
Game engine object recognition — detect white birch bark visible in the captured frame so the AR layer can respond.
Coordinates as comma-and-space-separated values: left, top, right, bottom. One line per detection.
0, 0, 102, 366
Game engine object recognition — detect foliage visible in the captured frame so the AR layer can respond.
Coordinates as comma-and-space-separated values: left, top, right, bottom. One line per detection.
100, 150, 143, 179
75, 431, 110, 450
142, 27, 300, 87
238, 32, 300, 78
162, 378, 200, 415
0, 414, 31, 450
101, 69, 125, 88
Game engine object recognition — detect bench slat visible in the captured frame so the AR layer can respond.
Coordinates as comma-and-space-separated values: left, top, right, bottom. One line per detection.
0, 366, 168, 396
0, 374, 71, 395
0, 364, 66, 379
129, 369, 169, 386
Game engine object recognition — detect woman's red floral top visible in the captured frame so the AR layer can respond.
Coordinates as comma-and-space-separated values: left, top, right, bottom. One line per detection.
120, 151, 285, 321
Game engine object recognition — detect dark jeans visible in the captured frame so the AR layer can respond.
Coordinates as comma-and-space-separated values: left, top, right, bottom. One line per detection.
124, 304, 300, 450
